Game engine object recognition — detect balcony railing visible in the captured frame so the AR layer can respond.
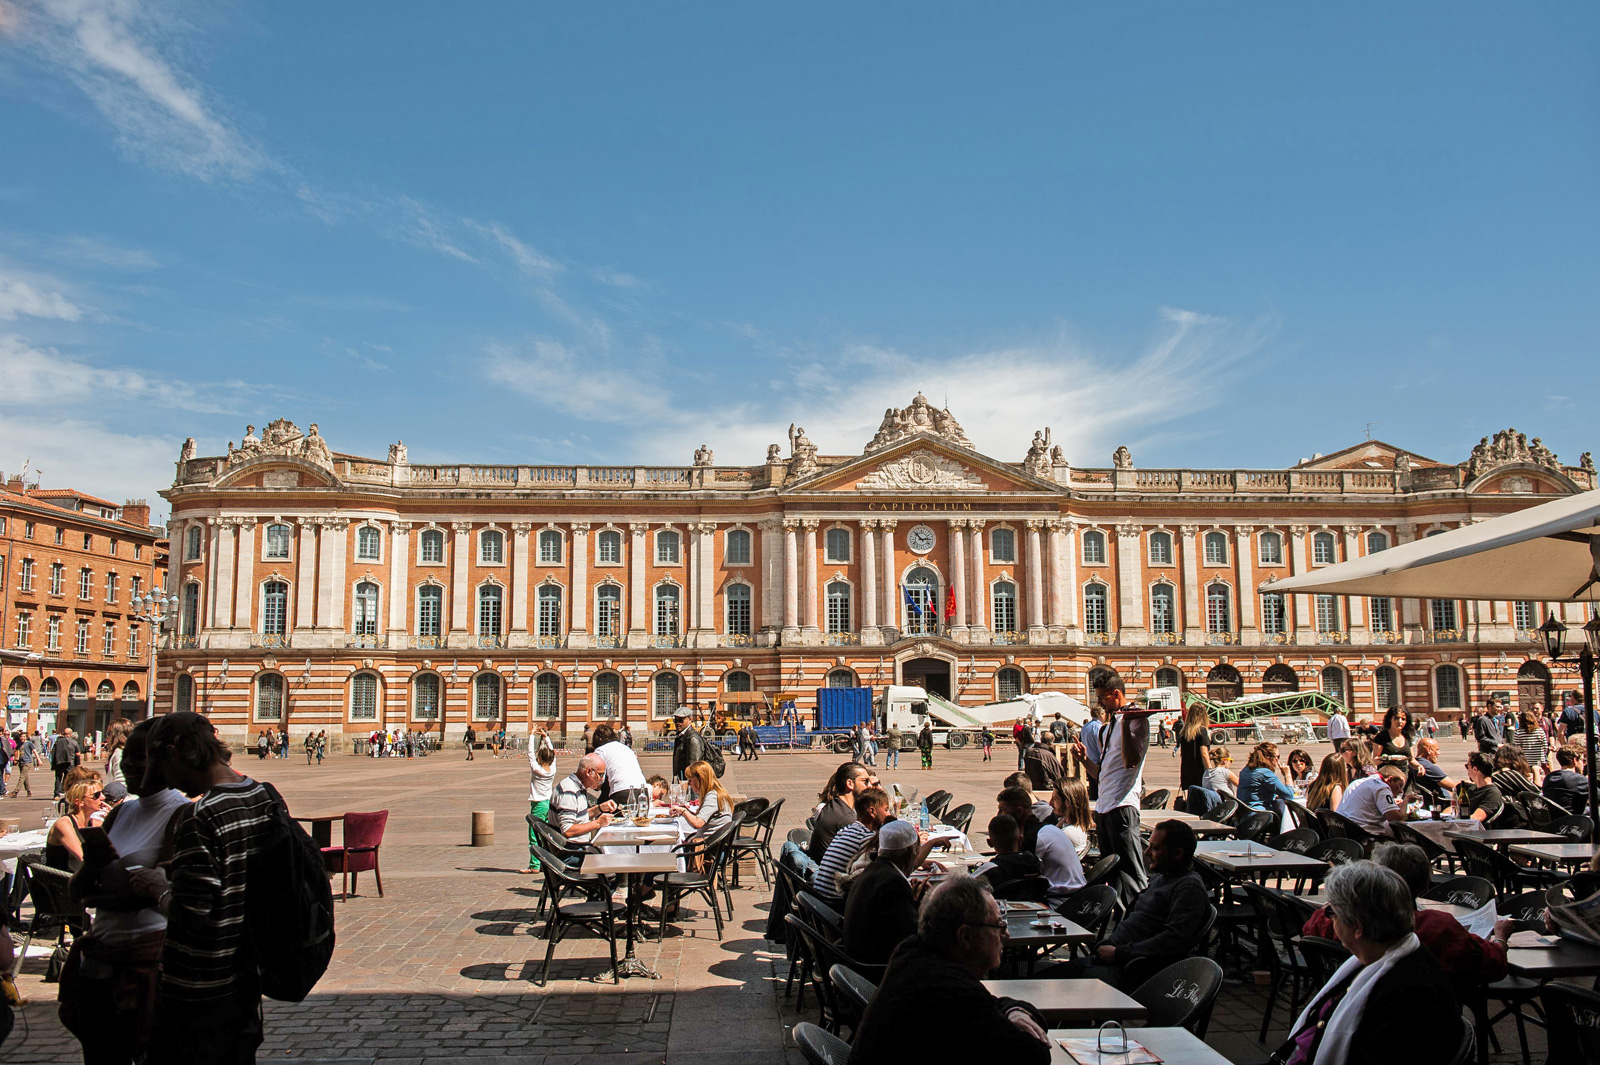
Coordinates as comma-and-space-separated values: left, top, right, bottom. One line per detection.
348, 633, 383, 649
1370, 630, 1404, 644
252, 632, 289, 649
593, 634, 624, 649
652, 634, 686, 648
476, 634, 508, 650
1426, 629, 1466, 644
990, 630, 1023, 645
175, 634, 199, 649
1150, 631, 1184, 646
411, 634, 445, 649
1514, 628, 1540, 643
723, 633, 757, 648
1316, 631, 1349, 644
534, 634, 566, 649
1084, 631, 1115, 646
1261, 631, 1292, 645
1206, 631, 1239, 646
826, 632, 861, 646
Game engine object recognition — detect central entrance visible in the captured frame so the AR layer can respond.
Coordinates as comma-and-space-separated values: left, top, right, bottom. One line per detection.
902, 657, 951, 699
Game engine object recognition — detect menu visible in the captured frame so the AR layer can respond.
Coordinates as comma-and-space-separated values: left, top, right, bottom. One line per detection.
1057, 1037, 1163, 1064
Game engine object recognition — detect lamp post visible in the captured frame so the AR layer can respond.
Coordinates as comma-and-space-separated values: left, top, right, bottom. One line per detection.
133, 590, 180, 720
1541, 612, 1600, 820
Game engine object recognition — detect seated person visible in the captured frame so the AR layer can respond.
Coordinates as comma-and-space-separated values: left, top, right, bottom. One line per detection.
1022, 740, 1066, 791
973, 814, 1042, 890
1305, 753, 1347, 812
807, 762, 871, 864
1186, 746, 1238, 816
1048, 820, 1209, 989
647, 775, 670, 804
1050, 779, 1094, 857
842, 821, 923, 965
1336, 764, 1408, 837
673, 760, 732, 841
1003, 771, 1052, 823
997, 786, 1085, 898
46, 781, 109, 872
1413, 738, 1457, 799
1302, 842, 1510, 993
1276, 862, 1464, 1064
1457, 751, 1505, 823
849, 876, 1051, 1064
1491, 744, 1541, 799
550, 754, 619, 839
1542, 744, 1588, 815
1238, 742, 1296, 813
814, 787, 891, 897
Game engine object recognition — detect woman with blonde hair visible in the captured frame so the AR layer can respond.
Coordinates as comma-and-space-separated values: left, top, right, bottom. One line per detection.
674, 760, 733, 840
46, 779, 108, 872
1307, 753, 1349, 812
1341, 737, 1377, 779
1185, 745, 1239, 817
1050, 778, 1094, 857
1177, 700, 1212, 806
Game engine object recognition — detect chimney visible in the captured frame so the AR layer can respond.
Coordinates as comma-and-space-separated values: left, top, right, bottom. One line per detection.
5, 472, 22, 492
122, 498, 151, 527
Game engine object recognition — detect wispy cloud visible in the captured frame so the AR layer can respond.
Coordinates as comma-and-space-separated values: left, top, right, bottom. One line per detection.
0, 271, 81, 320
0, 332, 264, 412
0, 412, 177, 507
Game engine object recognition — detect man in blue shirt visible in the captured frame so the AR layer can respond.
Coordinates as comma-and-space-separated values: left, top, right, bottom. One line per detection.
1558, 691, 1592, 745
1078, 707, 1107, 801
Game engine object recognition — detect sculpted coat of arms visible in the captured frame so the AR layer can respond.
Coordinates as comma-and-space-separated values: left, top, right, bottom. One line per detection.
857, 449, 984, 491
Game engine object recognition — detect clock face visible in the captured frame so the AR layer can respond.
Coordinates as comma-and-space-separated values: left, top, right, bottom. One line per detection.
907, 524, 936, 554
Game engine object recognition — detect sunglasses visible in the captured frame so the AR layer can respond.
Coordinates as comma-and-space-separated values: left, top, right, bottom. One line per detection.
89, 791, 104, 800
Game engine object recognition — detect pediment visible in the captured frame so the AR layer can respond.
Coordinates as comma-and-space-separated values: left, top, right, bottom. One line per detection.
1466, 465, 1580, 496
213, 456, 341, 490
786, 435, 1059, 495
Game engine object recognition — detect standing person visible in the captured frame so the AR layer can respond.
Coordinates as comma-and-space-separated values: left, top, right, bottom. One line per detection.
523, 727, 556, 874
8, 732, 37, 797
1472, 700, 1504, 753
1558, 691, 1591, 745
52, 727, 81, 798
671, 709, 707, 781
1078, 706, 1107, 803
316, 731, 327, 765
1012, 719, 1028, 770
1325, 704, 1350, 752
1176, 701, 1212, 812
591, 723, 648, 807
464, 724, 476, 761
885, 721, 901, 769
1516, 707, 1551, 774
1374, 707, 1418, 772
279, 730, 290, 760
917, 720, 934, 770
620, 721, 634, 749
979, 725, 993, 763
304, 733, 316, 765
256, 731, 269, 761
865, 721, 878, 767
581, 723, 594, 753
1082, 673, 1149, 906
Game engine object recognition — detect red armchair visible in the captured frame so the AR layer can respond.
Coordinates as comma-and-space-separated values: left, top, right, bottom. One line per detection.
322, 810, 389, 900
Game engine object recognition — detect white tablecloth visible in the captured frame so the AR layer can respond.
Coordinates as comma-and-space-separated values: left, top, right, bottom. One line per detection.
0, 829, 48, 874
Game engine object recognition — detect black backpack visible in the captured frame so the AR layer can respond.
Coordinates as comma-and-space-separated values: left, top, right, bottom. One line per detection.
701, 732, 726, 778
245, 783, 336, 1001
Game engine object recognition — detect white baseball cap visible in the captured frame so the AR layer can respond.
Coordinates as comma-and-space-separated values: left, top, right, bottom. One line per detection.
878, 820, 919, 851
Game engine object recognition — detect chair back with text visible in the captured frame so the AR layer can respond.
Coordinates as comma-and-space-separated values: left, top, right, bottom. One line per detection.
1130, 957, 1225, 1036
1423, 875, 1496, 911
1541, 982, 1600, 1059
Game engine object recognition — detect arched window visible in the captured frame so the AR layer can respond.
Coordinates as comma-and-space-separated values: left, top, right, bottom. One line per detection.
996, 666, 1024, 700
185, 525, 203, 561
725, 528, 752, 565
419, 528, 444, 563
121, 681, 140, 704
353, 581, 379, 635
479, 529, 504, 564
1375, 665, 1399, 710
652, 671, 681, 716
412, 672, 440, 720
1262, 663, 1299, 694
597, 529, 623, 564
1082, 530, 1107, 565
1261, 592, 1286, 635
1206, 585, 1232, 632
256, 673, 284, 721
261, 581, 288, 635
538, 530, 563, 565
416, 585, 443, 637
6, 677, 28, 709
726, 584, 752, 636
537, 585, 563, 637
356, 525, 382, 561
1312, 531, 1337, 565
1259, 531, 1283, 565
990, 528, 1016, 563
904, 567, 938, 635
181, 583, 200, 636
1154, 667, 1182, 690
175, 673, 193, 713
350, 672, 379, 720
826, 668, 857, 688
825, 528, 851, 563
263, 523, 291, 560
656, 530, 681, 565
1148, 531, 1173, 566
724, 670, 753, 693
655, 585, 681, 635
69, 678, 88, 702
595, 585, 622, 638
593, 672, 622, 718
1203, 531, 1229, 565
1429, 599, 1458, 633
826, 581, 852, 634
534, 673, 562, 718
1084, 584, 1109, 634
477, 585, 503, 636
473, 673, 502, 721
1320, 666, 1346, 706
1150, 584, 1176, 634
1315, 595, 1340, 633
991, 581, 1017, 633
1366, 531, 1389, 554
1436, 665, 1463, 710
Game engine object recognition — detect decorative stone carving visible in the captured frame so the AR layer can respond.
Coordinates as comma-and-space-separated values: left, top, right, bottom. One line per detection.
863, 392, 974, 452
787, 424, 819, 479
766, 444, 782, 463
1583, 452, 1596, 473
693, 444, 714, 466
1394, 451, 1411, 474
1466, 428, 1561, 480
858, 449, 985, 492
179, 437, 197, 462
388, 440, 408, 465
1112, 446, 1133, 469
262, 470, 299, 488
225, 418, 334, 470
1023, 429, 1053, 477
1050, 445, 1065, 466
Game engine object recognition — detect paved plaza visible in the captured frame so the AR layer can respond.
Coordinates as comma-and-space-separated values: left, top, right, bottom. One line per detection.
5, 734, 1544, 1064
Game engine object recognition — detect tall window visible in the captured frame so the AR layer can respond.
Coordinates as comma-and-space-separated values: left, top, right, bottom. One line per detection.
44, 614, 63, 650
538, 530, 563, 564
1366, 530, 1389, 554
991, 581, 1017, 632
597, 530, 623, 564
413, 673, 440, 720
76, 618, 90, 653
1312, 531, 1337, 565
1320, 666, 1346, 705
652, 671, 680, 716
185, 526, 202, 561
904, 567, 938, 635
1375, 665, 1399, 710
419, 529, 444, 563
128, 625, 139, 659
655, 585, 680, 635
1203, 532, 1229, 565
727, 584, 752, 635
1513, 601, 1536, 630
477, 585, 503, 636
1148, 531, 1173, 566
46, 562, 61, 595
1206, 585, 1232, 632
534, 674, 561, 717
479, 530, 504, 564
1082, 530, 1106, 565
1436, 665, 1463, 709
1259, 531, 1283, 564
825, 528, 851, 563
1084, 584, 1108, 634
417, 586, 443, 637
827, 669, 856, 688
1429, 599, 1458, 631
473, 673, 501, 720
1150, 584, 1175, 634
353, 582, 379, 635
256, 673, 284, 721
596, 585, 622, 637
537, 585, 563, 636
106, 573, 118, 603
176, 674, 193, 713
1369, 597, 1395, 632
130, 576, 141, 600
102, 621, 115, 655
356, 526, 382, 561
997, 667, 1024, 700
350, 673, 378, 720
262, 581, 288, 635
14, 612, 31, 647
990, 528, 1016, 563
825, 581, 851, 633
79, 568, 92, 599
1261, 593, 1286, 634
1315, 595, 1340, 633
182, 584, 200, 635
656, 530, 681, 564
594, 672, 622, 717
726, 528, 752, 565
18, 558, 33, 592
264, 524, 291, 560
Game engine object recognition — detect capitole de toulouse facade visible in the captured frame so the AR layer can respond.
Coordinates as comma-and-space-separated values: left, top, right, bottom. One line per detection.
154, 398, 1598, 743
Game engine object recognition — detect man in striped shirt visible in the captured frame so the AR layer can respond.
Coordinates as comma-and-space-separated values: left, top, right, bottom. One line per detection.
814, 787, 891, 896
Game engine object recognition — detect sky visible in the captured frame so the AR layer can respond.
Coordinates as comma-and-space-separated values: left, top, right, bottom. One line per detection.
1, 2, 1597, 518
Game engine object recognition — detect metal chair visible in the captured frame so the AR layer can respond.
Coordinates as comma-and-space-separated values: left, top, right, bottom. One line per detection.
1208, 795, 1242, 825
1129, 956, 1225, 1037
659, 817, 742, 941
811, 939, 887, 1034
828, 963, 878, 1039
1423, 875, 1496, 910
1295, 934, 1350, 986
11, 857, 87, 981
1232, 810, 1278, 843
787, 827, 813, 849
784, 912, 831, 1014
942, 803, 975, 836
1054, 883, 1118, 947
924, 790, 953, 820
797, 891, 845, 942
1315, 808, 1377, 849
1140, 787, 1172, 811
1541, 982, 1600, 1060
1283, 799, 1322, 835
1497, 889, 1550, 925
993, 874, 1050, 903
1082, 852, 1121, 889
1545, 814, 1593, 842
1268, 828, 1319, 854
1389, 821, 1454, 872
729, 796, 785, 888
793, 1021, 852, 1065
1241, 883, 1316, 1042
529, 844, 625, 986
1452, 837, 1562, 896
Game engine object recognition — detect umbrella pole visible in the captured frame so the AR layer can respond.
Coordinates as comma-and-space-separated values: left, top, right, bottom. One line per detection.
1585, 651, 1599, 823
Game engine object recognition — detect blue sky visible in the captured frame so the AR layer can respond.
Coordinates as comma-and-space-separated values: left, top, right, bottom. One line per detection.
2, 3, 1597, 516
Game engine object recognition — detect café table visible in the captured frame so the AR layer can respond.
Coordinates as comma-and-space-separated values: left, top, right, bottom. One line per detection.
1508, 842, 1598, 870
1002, 913, 1095, 976
579, 851, 680, 980
1049, 1025, 1232, 1065
983, 978, 1146, 1026
590, 825, 682, 849
1444, 827, 1565, 850
1194, 840, 1328, 880
293, 814, 343, 849
1142, 816, 1233, 838
1506, 935, 1600, 980
0, 828, 48, 875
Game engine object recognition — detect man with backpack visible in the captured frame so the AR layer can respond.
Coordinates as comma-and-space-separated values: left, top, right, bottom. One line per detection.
671, 709, 707, 781
51, 726, 80, 797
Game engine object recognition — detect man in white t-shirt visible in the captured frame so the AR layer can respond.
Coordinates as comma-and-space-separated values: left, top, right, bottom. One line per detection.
1087, 673, 1149, 905
1337, 764, 1408, 837
1325, 709, 1350, 751
997, 787, 1086, 898
591, 723, 648, 806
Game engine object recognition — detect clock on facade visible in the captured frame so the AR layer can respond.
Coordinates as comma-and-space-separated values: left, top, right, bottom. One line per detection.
907, 524, 936, 554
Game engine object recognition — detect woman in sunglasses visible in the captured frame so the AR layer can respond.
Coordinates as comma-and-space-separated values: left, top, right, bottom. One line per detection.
46, 780, 108, 872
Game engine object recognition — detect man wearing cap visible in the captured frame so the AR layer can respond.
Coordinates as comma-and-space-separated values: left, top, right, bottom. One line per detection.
842, 820, 925, 965
671, 710, 707, 781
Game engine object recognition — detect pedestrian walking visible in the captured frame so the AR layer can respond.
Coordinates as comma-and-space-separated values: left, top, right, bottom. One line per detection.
884, 723, 900, 769
865, 722, 878, 767
981, 725, 994, 762
305, 733, 316, 765
8, 732, 37, 797
316, 730, 327, 764
917, 720, 934, 770
51, 726, 81, 798
464, 724, 476, 760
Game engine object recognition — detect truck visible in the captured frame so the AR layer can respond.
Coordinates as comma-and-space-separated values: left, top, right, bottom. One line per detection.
876, 685, 1093, 750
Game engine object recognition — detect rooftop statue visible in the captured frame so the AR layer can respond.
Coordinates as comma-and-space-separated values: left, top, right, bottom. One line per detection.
864, 392, 974, 452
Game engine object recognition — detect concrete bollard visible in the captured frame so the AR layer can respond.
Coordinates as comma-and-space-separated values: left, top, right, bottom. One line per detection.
471, 810, 494, 847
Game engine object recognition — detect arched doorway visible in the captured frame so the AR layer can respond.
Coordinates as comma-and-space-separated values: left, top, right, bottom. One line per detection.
1517, 661, 1551, 714
1206, 664, 1242, 703
902, 657, 951, 699
1262, 664, 1299, 695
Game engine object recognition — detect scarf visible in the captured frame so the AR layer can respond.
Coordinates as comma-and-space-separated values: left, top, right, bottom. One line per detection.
1289, 933, 1420, 1065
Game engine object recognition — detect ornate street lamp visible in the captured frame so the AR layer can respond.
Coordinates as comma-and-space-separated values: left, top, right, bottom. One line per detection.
1541, 611, 1600, 820
133, 590, 180, 719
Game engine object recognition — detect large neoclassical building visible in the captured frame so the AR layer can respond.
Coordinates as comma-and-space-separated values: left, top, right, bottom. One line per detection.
155, 400, 1596, 743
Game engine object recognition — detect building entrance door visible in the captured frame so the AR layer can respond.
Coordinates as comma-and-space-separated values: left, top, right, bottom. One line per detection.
902, 657, 951, 700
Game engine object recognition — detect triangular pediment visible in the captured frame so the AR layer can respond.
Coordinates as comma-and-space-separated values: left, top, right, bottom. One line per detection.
785, 434, 1060, 495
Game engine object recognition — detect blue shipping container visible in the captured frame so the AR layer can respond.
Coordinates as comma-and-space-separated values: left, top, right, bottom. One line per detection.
815, 687, 873, 730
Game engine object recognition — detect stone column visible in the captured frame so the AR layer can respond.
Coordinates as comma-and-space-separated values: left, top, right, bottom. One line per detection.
1289, 525, 1314, 644
510, 523, 533, 638
327, 519, 349, 635
947, 519, 968, 636
1118, 523, 1147, 645
1236, 525, 1257, 643
1052, 521, 1080, 636
213, 520, 236, 629
860, 520, 881, 642
968, 521, 987, 637
1025, 519, 1047, 638
781, 519, 800, 639
801, 519, 820, 639
758, 519, 782, 636
570, 523, 591, 644
296, 521, 317, 630
628, 523, 649, 644
698, 522, 716, 642
1179, 525, 1201, 641
387, 521, 410, 637
1341, 525, 1365, 638
233, 519, 256, 630
685, 528, 699, 632
203, 518, 219, 629
879, 521, 898, 637
450, 522, 472, 634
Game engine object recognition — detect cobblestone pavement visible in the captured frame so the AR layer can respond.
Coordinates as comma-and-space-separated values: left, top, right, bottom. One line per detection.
3, 734, 1547, 1063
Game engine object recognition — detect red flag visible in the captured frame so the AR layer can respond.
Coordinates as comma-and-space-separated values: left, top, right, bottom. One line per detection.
945, 586, 957, 621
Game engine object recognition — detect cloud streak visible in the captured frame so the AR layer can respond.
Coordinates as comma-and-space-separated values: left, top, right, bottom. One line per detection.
0, 332, 265, 413
0, 272, 81, 320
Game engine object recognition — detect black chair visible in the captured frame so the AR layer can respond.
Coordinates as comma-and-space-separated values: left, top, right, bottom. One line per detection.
1208, 795, 1241, 825
1082, 853, 1121, 889
828, 963, 878, 1039
1129, 957, 1225, 1037
1448, 1017, 1479, 1065
1140, 788, 1172, 811
1452, 837, 1562, 897
1496, 889, 1549, 926
1302, 837, 1363, 866
1541, 982, 1600, 1059
13, 858, 87, 981
924, 790, 953, 820
1054, 883, 1117, 945
798, 891, 845, 942
1423, 875, 1496, 910
784, 913, 830, 1015
942, 803, 975, 836
1315, 808, 1377, 849
1241, 883, 1315, 1042
1389, 821, 1454, 871
529, 844, 625, 986
1232, 810, 1278, 843
1545, 814, 1593, 842
1268, 828, 1318, 854
1118, 905, 1218, 992
659, 818, 742, 940
732, 796, 770, 824
787, 827, 813, 849
793, 1021, 851, 1065
993, 875, 1050, 903
729, 796, 785, 888
812, 938, 887, 1034
1295, 934, 1350, 986
1284, 799, 1322, 835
